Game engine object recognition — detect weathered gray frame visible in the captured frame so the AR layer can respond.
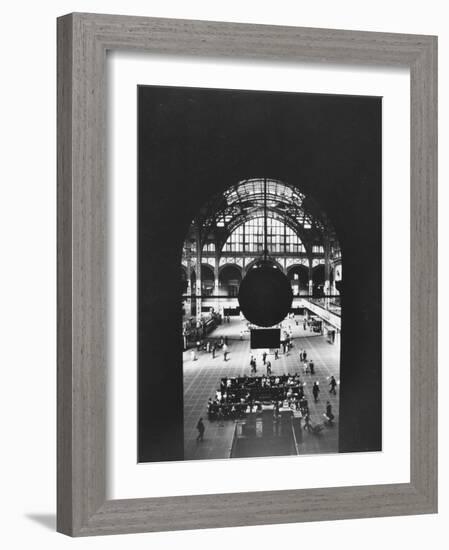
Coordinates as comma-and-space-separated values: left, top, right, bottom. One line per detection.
57, 12, 438, 537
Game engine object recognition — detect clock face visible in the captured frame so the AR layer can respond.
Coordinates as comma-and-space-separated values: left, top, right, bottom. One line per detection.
238, 264, 293, 327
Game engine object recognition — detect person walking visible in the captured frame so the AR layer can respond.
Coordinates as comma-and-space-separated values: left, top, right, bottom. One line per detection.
312, 381, 320, 402
211, 343, 216, 359
274, 349, 279, 360
223, 343, 229, 361
325, 401, 335, 424
250, 358, 257, 374
266, 361, 272, 376
262, 351, 267, 365
309, 360, 315, 375
303, 412, 312, 431
196, 417, 205, 441
329, 375, 337, 395
303, 361, 308, 375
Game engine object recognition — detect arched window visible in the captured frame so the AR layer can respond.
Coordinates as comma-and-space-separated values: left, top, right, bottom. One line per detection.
202, 242, 216, 253
182, 178, 342, 310
222, 217, 305, 254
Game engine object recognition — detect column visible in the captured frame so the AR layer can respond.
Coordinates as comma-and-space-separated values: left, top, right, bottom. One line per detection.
214, 245, 220, 313
308, 259, 313, 296
323, 235, 331, 306
330, 260, 337, 295
186, 247, 193, 317
195, 231, 202, 322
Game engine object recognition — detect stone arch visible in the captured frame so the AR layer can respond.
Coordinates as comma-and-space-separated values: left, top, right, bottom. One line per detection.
218, 264, 242, 297
287, 263, 309, 296
201, 263, 215, 296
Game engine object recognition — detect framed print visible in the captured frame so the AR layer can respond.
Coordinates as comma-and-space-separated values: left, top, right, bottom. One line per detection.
57, 13, 437, 536
136, 86, 380, 465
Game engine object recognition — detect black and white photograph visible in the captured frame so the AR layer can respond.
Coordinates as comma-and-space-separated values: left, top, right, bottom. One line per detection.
138, 85, 382, 463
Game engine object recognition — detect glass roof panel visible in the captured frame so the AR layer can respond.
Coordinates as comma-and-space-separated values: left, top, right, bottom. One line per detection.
223, 178, 305, 208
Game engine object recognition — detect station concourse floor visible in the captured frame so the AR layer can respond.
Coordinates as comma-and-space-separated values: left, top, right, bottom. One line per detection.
183, 317, 340, 461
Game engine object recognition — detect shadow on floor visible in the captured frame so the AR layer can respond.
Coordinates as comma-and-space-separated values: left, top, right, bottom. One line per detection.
25, 513, 56, 531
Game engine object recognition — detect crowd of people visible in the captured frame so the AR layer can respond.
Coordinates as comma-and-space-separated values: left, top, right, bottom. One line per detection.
189, 335, 231, 361
204, 371, 337, 431
191, 317, 339, 443
248, 346, 315, 377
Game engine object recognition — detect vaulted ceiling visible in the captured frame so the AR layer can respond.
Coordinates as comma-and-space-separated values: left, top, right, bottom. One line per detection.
188, 178, 339, 254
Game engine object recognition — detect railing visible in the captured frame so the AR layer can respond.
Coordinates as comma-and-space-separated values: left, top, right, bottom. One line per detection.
307, 297, 341, 317
299, 298, 341, 330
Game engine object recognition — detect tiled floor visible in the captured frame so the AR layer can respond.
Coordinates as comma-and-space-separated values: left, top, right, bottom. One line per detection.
183, 317, 340, 461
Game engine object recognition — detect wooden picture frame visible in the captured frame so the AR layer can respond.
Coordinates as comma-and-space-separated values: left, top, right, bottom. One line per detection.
57, 12, 438, 536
